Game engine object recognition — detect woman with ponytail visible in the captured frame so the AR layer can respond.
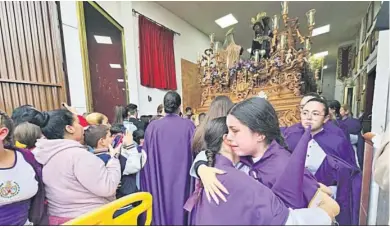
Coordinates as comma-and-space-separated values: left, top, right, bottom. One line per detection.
33, 109, 122, 225
189, 97, 325, 210
193, 117, 337, 225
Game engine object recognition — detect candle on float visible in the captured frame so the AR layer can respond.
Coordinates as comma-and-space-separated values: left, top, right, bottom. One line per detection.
272, 15, 279, 30
281, 1, 288, 15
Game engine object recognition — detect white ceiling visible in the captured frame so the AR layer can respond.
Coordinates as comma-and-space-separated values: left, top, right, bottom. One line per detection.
156, 1, 369, 73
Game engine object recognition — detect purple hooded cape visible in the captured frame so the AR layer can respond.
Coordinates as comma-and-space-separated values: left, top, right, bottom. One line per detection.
283, 124, 362, 225
272, 126, 314, 208
326, 120, 351, 142
238, 139, 319, 209
283, 123, 357, 166
339, 117, 365, 168
140, 114, 195, 225
195, 154, 290, 225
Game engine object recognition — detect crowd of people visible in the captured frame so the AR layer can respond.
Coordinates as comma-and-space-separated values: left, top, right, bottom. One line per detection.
0, 90, 387, 226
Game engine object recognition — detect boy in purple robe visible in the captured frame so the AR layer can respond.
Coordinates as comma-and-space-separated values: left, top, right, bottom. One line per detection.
140, 91, 195, 226
192, 117, 338, 225
189, 98, 333, 210
339, 104, 365, 168
328, 100, 351, 141
283, 98, 362, 225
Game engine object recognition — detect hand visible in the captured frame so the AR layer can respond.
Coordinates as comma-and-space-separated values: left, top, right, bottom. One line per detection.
198, 165, 229, 205
317, 191, 340, 221
108, 143, 122, 158
318, 183, 332, 196
62, 102, 77, 114
122, 130, 134, 146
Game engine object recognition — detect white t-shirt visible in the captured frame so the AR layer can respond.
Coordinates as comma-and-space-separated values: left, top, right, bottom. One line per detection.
0, 151, 38, 206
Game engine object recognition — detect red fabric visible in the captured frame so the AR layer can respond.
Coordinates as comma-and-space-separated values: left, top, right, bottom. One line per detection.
139, 15, 177, 90
77, 115, 89, 128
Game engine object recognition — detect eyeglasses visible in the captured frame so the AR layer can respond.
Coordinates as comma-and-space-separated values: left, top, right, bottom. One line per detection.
301, 110, 325, 118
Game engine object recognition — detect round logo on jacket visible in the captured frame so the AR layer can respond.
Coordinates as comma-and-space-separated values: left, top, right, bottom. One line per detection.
0, 181, 20, 198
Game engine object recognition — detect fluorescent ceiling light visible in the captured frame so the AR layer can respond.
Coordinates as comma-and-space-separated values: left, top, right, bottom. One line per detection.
312, 24, 330, 37
117, 78, 124, 82
247, 48, 252, 53
313, 51, 328, 58
110, 64, 121, 69
215, 14, 238, 29
323, 65, 328, 69
94, 35, 112, 44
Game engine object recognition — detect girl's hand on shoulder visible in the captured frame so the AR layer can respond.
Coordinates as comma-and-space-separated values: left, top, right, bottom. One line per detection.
198, 165, 229, 205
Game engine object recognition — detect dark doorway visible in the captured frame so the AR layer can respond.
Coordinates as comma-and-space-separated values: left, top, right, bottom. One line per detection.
346, 87, 353, 110
84, 2, 127, 122
362, 69, 376, 133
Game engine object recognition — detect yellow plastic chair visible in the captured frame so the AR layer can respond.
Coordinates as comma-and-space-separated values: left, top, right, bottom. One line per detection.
63, 192, 152, 226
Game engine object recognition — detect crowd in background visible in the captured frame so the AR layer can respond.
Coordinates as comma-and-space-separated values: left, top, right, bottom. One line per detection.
0, 90, 388, 226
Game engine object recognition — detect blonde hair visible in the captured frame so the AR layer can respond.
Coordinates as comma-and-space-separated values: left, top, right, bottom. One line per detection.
341, 104, 350, 112
86, 112, 109, 125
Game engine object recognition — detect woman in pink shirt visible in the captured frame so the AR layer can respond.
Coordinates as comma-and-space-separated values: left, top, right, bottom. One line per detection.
33, 109, 123, 225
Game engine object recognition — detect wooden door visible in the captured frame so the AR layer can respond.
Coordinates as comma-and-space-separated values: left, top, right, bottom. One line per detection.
81, 1, 128, 122
0, 1, 67, 114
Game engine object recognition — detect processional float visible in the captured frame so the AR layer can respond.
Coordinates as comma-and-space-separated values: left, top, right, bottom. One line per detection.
195, 1, 319, 126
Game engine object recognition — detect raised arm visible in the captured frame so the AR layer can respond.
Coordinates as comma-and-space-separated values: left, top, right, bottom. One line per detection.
74, 152, 121, 197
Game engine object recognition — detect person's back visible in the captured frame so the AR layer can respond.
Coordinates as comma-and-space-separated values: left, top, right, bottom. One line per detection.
141, 114, 195, 225
140, 91, 195, 225
34, 139, 120, 219
196, 155, 289, 225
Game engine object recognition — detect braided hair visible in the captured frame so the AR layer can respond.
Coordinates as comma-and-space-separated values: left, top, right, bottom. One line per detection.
203, 116, 229, 167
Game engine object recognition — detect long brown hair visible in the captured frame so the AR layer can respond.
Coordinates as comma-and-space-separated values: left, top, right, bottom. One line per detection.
191, 96, 233, 154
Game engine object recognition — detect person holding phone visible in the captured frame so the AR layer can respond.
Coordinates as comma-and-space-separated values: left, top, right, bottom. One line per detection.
33, 109, 121, 225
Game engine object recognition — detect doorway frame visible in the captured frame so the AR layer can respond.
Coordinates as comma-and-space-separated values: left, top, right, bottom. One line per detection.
76, 1, 129, 112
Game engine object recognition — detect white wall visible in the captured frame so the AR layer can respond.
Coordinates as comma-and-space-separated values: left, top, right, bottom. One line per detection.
371, 30, 390, 134
321, 71, 336, 100
60, 1, 88, 114
334, 79, 344, 102
61, 1, 209, 116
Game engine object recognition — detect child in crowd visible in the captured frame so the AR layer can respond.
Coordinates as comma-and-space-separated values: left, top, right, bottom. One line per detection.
84, 125, 113, 164
110, 123, 126, 148
133, 129, 145, 147
84, 125, 146, 196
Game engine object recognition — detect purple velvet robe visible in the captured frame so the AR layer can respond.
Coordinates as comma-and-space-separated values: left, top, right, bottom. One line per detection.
238, 140, 319, 209
283, 123, 357, 166
339, 117, 362, 135
140, 114, 195, 225
283, 124, 362, 225
326, 119, 351, 142
195, 155, 289, 225
339, 117, 365, 168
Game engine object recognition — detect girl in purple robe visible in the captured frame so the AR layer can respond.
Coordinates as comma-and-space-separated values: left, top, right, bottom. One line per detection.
193, 117, 336, 225
284, 98, 362, 225
190, 98, 333, 209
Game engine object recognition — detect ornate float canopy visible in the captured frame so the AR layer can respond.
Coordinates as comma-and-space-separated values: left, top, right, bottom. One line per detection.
195, 1, 318, 126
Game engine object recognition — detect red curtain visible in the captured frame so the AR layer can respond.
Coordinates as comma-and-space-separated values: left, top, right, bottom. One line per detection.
139, 15, 177, 90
